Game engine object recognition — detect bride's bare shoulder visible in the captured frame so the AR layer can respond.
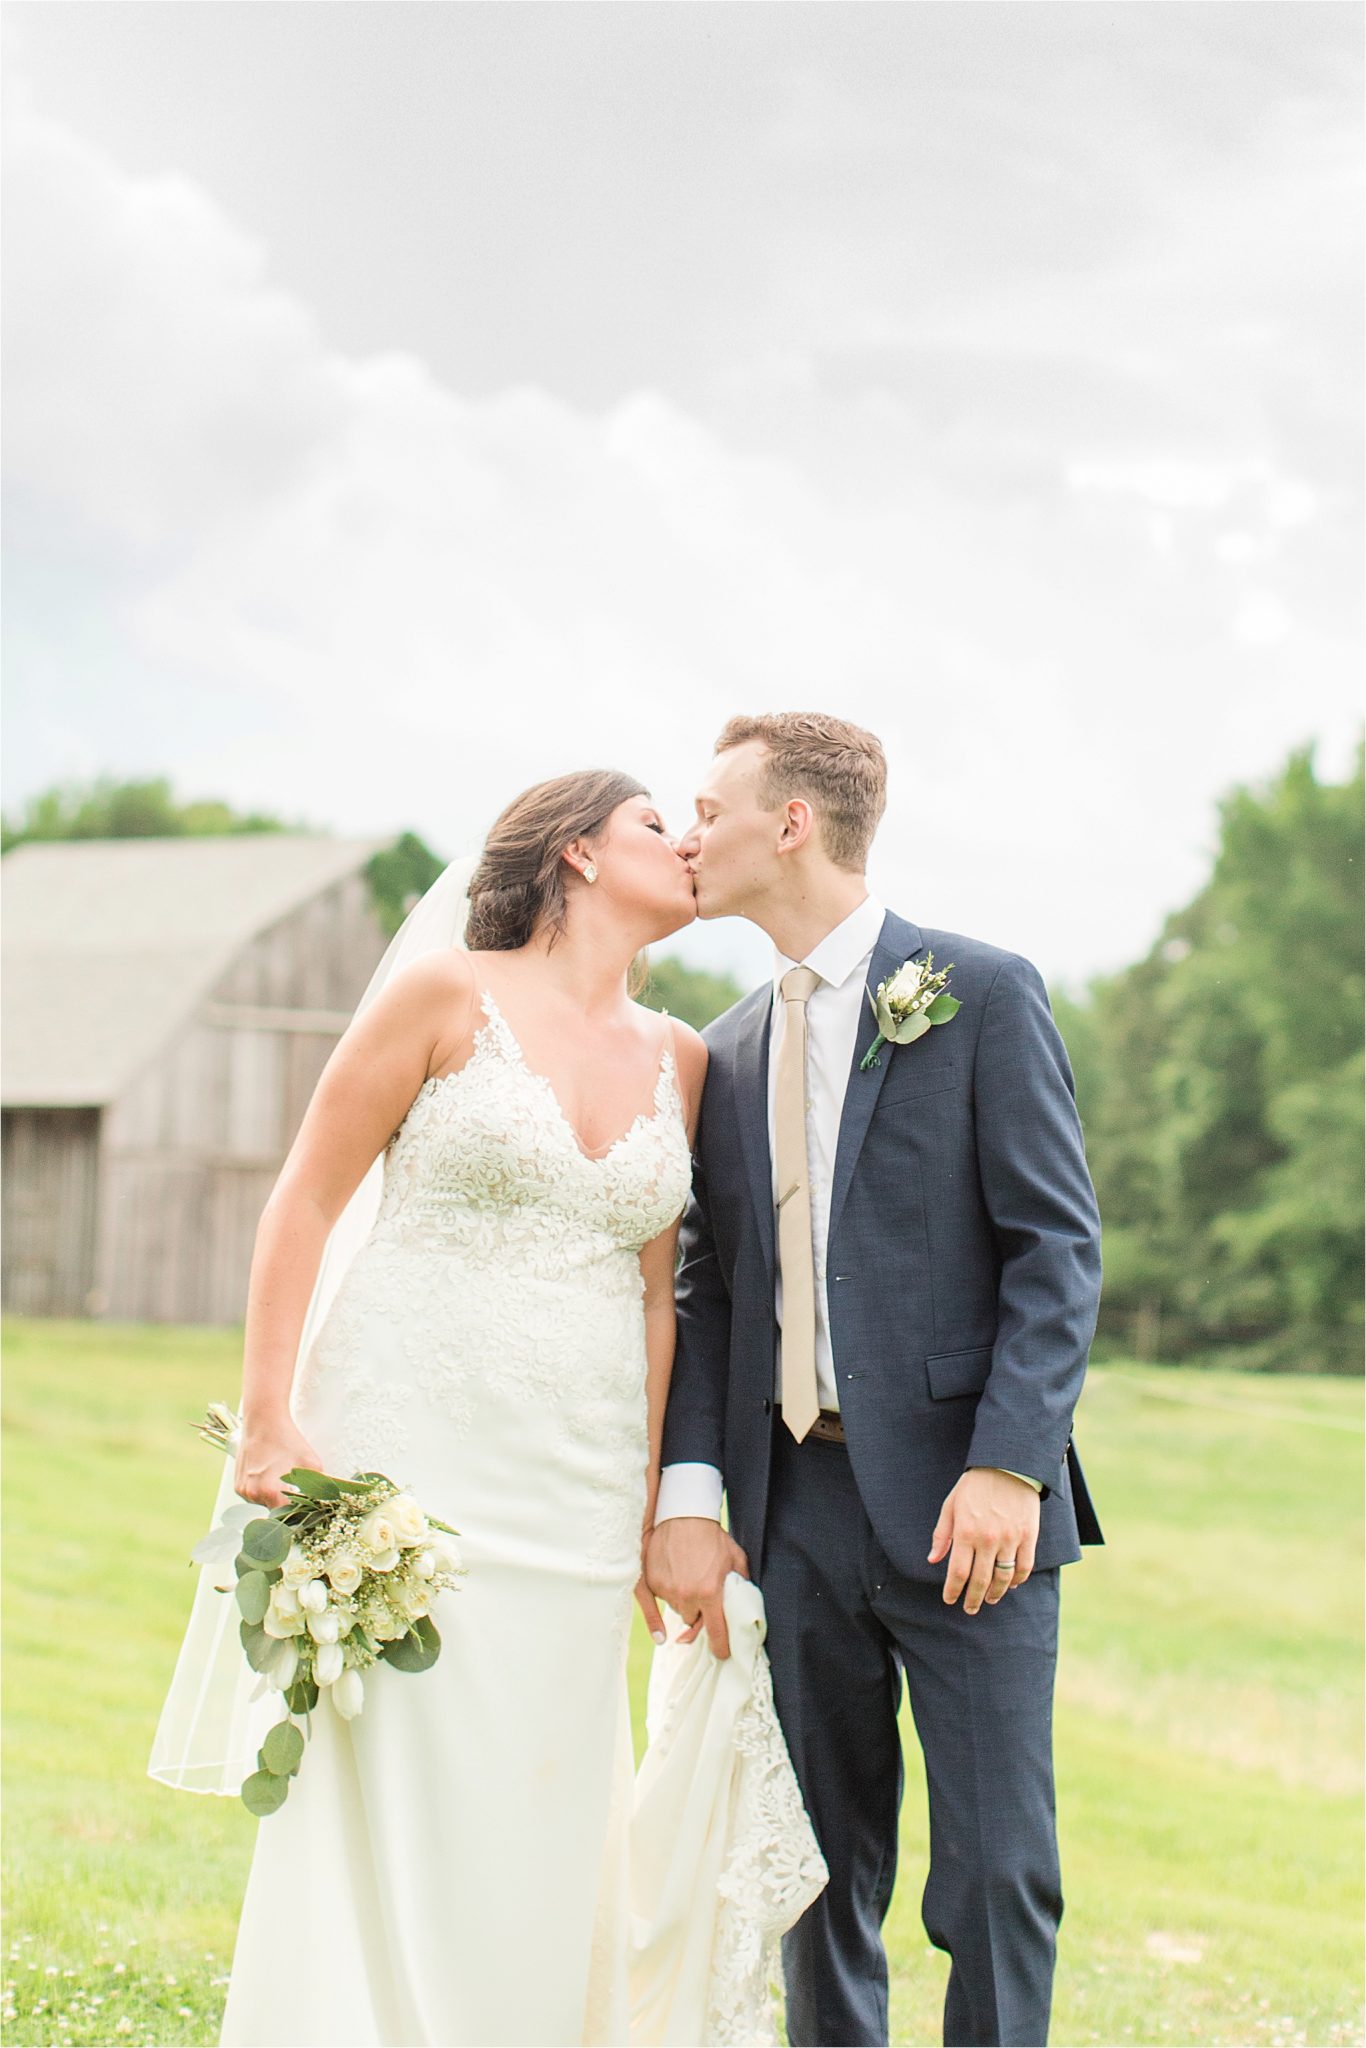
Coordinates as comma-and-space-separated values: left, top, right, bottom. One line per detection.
653, 1012, 708, 1113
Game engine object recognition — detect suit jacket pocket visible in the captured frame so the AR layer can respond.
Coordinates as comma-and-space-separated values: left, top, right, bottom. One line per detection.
924, 1343, 994, 1399
877, 1057, 962, 1107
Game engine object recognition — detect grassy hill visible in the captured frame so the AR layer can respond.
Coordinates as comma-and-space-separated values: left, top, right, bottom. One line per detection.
2, 1320, 1361, 2046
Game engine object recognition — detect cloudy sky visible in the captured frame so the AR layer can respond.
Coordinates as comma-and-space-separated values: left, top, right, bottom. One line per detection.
3, 2, 1361, 992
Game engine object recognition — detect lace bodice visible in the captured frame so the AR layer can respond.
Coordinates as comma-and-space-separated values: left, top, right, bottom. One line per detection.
372, 990, 693, 1264
295, 988, 694, 1569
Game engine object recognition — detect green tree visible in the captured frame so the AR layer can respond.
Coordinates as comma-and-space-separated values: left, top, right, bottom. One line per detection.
0, 775, 294, 849
1073, 742, 1363, 1372
638, 954, 745, 1030
2, 776, 444, 946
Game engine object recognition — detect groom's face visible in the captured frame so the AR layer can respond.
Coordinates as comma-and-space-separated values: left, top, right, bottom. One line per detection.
677, 742, 782, 920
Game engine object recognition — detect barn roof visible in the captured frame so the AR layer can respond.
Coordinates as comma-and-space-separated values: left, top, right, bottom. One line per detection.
2, 835, 391, 1108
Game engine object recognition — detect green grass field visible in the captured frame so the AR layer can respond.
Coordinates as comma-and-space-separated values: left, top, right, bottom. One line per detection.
2, 1318, 1362, 2047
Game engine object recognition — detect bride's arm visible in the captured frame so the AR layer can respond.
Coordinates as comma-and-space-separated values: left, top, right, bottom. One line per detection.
634, 1023, 708, 1638
234, 949, 477, 1508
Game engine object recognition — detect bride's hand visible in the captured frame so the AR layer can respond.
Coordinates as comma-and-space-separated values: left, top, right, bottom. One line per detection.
635, 1515, 668, 1646
234, 1414, 325, 1509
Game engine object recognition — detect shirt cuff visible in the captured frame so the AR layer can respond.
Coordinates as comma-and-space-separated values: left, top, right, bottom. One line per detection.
654, 1463, 724, 1524
975, 1465, 1043, 1493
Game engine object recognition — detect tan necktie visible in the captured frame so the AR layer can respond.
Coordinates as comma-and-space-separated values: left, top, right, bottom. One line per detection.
775, 965, 822, 1441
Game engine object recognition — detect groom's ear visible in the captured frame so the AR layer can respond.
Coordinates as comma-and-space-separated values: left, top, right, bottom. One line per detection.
776, 798, 816, 853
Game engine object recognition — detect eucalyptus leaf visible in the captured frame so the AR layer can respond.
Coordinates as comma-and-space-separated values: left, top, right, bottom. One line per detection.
891, 1012, 932, 1045
380, 1617, 442, 1674
222, 1502, 265, 1530
235, 1572, 271, 1625
262, 1720, 305, 1778
241, 1769, 289, 1818
875, 996, 898, 1038
284, 1675, 319, 1716
280, 1469, 342, 1501
239, 1619, 279, 1674
241, 1518, 292, 1568
924, 992, 961, 1024
190, 1525, 241, 1567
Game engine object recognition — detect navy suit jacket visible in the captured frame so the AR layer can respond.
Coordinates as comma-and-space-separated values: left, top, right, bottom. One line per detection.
662, 908, 1105, 1584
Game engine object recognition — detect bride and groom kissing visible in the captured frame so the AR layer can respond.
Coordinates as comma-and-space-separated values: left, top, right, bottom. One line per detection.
155, 709, 1104, 2048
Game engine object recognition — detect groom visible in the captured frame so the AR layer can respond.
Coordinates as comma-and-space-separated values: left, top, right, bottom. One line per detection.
645, 713, 1104, 2048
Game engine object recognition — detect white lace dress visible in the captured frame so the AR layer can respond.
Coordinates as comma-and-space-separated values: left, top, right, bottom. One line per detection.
217, 991, 825, 2048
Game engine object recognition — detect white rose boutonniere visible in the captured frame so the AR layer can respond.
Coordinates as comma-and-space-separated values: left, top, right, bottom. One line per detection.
860, 951, 960, 1072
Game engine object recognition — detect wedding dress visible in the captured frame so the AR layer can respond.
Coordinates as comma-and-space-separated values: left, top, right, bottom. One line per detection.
198, 985, 825, 2048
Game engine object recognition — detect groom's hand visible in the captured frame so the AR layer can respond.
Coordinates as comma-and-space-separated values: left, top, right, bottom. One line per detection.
928, 1468, 1040, 1614
644, 1519, 749, 1660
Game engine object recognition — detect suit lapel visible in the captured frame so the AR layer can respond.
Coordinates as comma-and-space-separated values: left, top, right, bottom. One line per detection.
827, 911, 924, 1246
732, 987, 776, 1279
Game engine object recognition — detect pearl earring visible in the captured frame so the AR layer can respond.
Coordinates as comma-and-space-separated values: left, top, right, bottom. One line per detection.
583, 863, 598, 884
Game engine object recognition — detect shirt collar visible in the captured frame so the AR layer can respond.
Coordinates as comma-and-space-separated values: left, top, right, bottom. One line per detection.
771, 893, 887, 1000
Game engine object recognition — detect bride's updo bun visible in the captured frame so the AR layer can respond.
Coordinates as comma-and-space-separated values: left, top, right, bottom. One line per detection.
464, 768, 649, 953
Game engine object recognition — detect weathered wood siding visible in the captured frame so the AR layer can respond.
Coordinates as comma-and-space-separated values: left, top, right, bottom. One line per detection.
96, 872, 388, 1324
1, 1107, 101, 1315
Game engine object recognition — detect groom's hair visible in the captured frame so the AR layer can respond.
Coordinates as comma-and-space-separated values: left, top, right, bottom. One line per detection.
714, 713, 886, 871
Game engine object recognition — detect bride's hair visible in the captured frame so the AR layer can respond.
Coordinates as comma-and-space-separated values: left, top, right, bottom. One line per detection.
464, 768, 650, 953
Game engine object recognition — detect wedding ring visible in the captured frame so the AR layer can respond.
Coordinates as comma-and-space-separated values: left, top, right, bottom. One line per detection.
993, 1560, 1017, 1573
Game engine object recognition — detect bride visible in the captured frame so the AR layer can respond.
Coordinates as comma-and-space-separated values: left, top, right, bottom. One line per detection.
149, 767, 825, 2047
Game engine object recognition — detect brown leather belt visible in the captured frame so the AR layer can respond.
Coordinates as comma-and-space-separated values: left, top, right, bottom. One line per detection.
775, 1404, 847, 1445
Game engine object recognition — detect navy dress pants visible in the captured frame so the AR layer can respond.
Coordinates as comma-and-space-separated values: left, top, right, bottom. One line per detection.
760, 1421, 1064, 2048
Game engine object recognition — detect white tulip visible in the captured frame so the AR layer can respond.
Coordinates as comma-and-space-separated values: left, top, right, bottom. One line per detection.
297, 1579, 329, 1614
314, 1641, 344, 1686
427, 1536, 463, 1577
387, 1495, 427, 1547
331, 1669, 364, 1720
307, 1609, 342, 1644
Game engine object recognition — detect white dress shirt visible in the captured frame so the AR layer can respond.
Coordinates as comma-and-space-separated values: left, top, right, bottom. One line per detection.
654, 895, 1041, 1525
655, 895, 885, 1524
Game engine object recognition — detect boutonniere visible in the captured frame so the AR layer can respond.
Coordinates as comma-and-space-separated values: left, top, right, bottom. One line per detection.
860, 952, 960, 1071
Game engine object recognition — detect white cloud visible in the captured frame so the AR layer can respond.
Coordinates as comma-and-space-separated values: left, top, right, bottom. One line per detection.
2, 78, 1359, 992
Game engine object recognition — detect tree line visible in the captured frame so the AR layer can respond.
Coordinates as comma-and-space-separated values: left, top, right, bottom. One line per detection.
6, 750, 1360, 1369
1054, 744, 1362, 1374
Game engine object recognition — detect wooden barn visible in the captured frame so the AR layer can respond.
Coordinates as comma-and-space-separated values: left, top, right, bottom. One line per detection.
2, 835, 395, 1325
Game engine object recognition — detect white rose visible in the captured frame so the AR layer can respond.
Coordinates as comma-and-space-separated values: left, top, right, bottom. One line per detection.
307, 1609, 342, 1645
331, 1668, 364, 1720
326, 1554, 363, 1596
262, 1604, 307, 1639
411, 1550, 436, 1580
313, 1641, 344, 1686
398, 1580, 431, 1619
884, 960, 926, 1005
281, 1544, 315, 1588
357, 1511, 400, 1568
297, 1579, 329, 1614
387, 1495, 427, 1547
269, 1582, 301, 1617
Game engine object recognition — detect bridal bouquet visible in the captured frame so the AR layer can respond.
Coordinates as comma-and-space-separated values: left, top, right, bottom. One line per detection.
191, 1403, 466, 1817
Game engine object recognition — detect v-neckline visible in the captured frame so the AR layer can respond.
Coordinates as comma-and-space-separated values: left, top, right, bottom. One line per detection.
478, 987, 674, 1164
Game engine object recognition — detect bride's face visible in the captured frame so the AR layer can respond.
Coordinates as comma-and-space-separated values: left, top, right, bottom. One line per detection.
586, 796, 697, 941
